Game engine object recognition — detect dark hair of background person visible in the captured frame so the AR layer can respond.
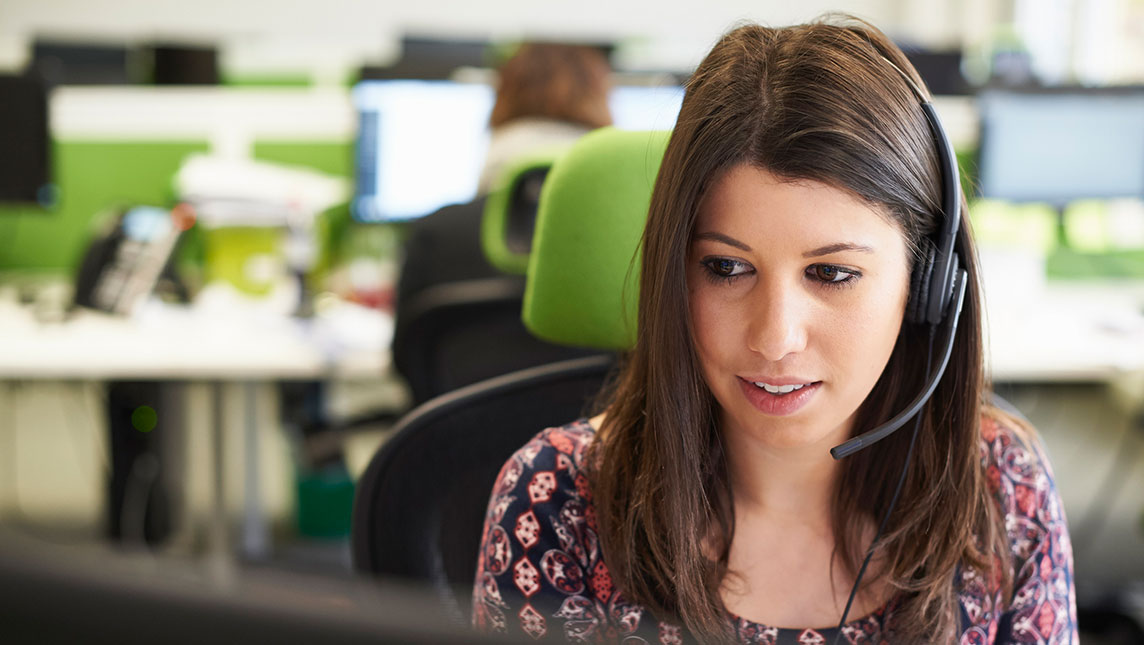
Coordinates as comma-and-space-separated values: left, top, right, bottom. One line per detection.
488, 43, 613, 130
586, 15, 1013, 642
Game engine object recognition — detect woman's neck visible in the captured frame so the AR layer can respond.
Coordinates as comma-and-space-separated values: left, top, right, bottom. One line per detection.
721, 420, 846, 528
717, 417, 890, 628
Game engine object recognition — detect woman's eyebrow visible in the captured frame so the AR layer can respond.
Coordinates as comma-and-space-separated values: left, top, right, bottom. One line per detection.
802, 242, 874, 258
692, 231, 751, 251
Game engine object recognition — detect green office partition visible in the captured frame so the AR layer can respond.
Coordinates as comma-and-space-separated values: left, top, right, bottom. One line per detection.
0, 140, 209, 273
252, 141, 353, 178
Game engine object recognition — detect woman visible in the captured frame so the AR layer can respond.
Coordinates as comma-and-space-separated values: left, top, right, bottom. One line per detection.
476, 42, 613, 193
472, 16, 1076, 644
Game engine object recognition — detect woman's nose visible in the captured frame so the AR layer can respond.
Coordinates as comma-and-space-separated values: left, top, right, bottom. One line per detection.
745, 280, 809, 362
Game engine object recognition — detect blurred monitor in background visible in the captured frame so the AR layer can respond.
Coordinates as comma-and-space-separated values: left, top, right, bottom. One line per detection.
0, 529, 514, 645
902, 48, 971, 96
30, 39, 218, 86
151, 44, 220, 85
361, 36, 493, 81
350, 78, 683, 224
0, 74, 53, 207
352, 79, 495, 223
608, 84, 685, 131
30, 39, 135, 85
977, 88, 1144, 207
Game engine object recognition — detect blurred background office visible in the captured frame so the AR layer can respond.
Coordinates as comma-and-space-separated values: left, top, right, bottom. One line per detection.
1, 0, 1143, 642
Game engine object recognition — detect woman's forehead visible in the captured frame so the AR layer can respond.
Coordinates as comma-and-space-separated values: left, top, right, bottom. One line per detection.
692, 164, 906, 248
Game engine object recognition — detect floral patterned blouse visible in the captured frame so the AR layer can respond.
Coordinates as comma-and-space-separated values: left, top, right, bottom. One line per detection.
472, 415, 1077, 643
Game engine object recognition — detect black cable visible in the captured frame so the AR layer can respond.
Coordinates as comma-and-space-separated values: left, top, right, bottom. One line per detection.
120, 452, 160, 547
832, 326, 936, 643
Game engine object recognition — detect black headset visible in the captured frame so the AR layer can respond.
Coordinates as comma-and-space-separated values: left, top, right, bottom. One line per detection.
829, 60, 970, 461
908, 100, 966, 328
829, 56, 974, 641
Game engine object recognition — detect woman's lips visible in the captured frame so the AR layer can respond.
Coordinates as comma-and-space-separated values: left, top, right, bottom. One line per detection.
737, 377, 822, 416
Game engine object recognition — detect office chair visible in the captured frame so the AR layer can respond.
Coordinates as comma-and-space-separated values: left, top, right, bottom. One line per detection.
352, 128, 670, 622
307, 152, 592, 458
351, 354, 614, 624
480, 147, 570, 275
389, 149, 599, 406
391, 277, 599, 405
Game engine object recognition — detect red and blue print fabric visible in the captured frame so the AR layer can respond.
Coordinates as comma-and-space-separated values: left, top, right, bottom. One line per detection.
472, 415, 1077, 643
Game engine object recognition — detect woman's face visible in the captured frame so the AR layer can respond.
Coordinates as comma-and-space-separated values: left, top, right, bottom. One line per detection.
687, 164, 911, 451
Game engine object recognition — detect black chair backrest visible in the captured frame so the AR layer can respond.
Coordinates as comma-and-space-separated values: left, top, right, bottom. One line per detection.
391, 277, 599, 405
504, 166, 549, 255
351, 354, 614, 625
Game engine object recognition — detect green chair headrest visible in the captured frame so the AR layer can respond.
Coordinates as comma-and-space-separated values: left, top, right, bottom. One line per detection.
481, 146, 571, 275
523, 128, 671, 350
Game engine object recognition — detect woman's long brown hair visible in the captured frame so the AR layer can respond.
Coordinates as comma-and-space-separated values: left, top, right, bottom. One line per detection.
587, 16, 1011, 642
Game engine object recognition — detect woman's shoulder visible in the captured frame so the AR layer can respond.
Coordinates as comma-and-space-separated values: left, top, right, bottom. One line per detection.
974, 403, 1077, 640
978, 407, 1062, 520
474, 418, 615, 639
980, 405, 1056, 479
977, 405, 1072, 576
506, 418, 596, 470
487, 419, 597, 506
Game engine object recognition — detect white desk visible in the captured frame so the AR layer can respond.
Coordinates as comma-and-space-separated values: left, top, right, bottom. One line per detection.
1, 279, 1142, 566
0, 295, 395, 565
985, 281, 1144, 384
0, 299, 388, 381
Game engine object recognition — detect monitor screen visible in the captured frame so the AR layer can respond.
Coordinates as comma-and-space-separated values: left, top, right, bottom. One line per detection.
608, 84, 685, 131
977, 89, 1144, 206
351, 80, 684, 223
902, 49, 969, 96
0, 530, 518, 645
0, 74, 53, 206
31, 40, 134, 85
352, 80, 494, 223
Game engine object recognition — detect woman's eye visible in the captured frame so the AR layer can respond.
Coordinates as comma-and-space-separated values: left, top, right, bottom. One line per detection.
701, 257, 750, 283
711, 259, 738, 276
808, 264, 858, 286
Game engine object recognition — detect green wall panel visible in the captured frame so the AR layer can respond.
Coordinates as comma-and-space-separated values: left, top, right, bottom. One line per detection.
0, 140, 354, 275
0, 140, 208, 273
252, 141, 353, 178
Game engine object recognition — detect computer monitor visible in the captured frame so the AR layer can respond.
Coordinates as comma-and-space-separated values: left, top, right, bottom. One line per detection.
351, 80, 684, 223
0, 530, 518, 644
352, 80, 495, 223
150, 44, 220, 85
30, 40, 135, 85
902, 49, 970, 96
608, 83, 685, 131
360, 36, 493, 81
0, 74, 53, 207
976, 88, 1144, 207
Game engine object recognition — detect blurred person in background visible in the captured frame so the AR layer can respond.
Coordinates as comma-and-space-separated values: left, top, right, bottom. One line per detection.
476, 42, 613, 192
394, 42, 613, 316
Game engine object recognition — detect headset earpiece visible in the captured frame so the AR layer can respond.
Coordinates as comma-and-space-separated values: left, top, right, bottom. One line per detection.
907, 238, 936, 325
